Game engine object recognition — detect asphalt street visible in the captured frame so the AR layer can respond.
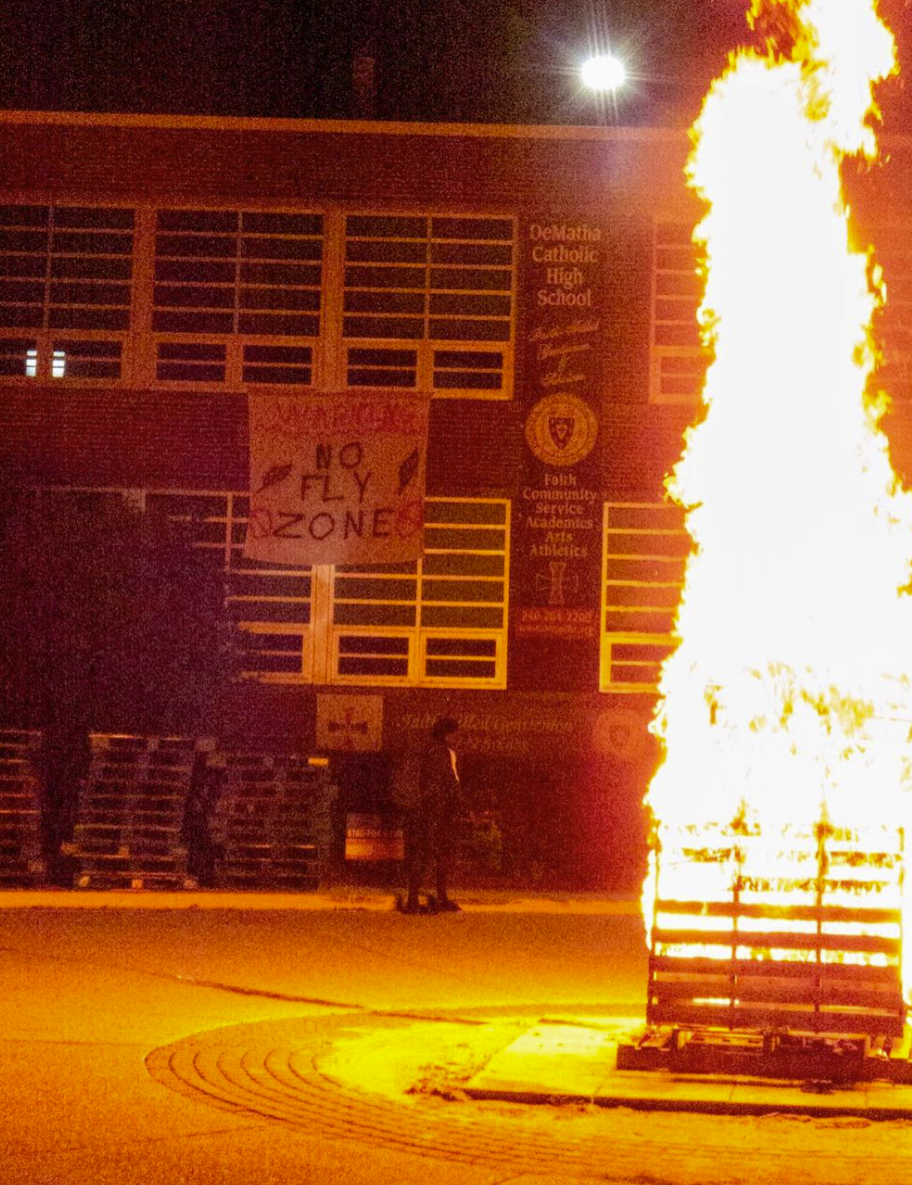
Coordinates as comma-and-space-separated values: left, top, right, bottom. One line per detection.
4, 898, 912, 1185
0, 897, 646, 1185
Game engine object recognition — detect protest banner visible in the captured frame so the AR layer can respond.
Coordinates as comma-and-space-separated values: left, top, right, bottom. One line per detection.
244, 390, 431, 566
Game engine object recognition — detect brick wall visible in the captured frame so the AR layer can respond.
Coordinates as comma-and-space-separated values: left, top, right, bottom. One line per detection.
0, 117, 693, 209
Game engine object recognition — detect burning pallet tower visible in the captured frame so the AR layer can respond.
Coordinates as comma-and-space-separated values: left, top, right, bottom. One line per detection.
619, 815, 910, 1081
620, 0, 912, 1083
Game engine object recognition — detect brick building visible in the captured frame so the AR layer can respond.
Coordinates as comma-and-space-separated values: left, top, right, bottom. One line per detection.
1, 110, 911, 887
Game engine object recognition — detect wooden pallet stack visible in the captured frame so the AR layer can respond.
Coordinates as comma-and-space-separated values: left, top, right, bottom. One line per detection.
647, 817, 905, 1040
211, 752, 334, 890
0, 729, 46, 887
71, 734, 204, 889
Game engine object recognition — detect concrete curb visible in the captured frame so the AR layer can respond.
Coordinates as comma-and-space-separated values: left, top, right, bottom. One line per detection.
463, 1084, 912, 1120
465, 1019, 912, 1120
0, 889, 641, 914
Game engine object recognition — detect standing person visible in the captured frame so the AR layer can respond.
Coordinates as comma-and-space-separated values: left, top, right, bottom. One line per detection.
396, 716, 462, 914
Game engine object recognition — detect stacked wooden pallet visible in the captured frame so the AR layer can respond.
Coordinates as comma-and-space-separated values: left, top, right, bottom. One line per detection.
647, 817, 905, 1040
71, 734, 203, 889
0, 729, 45, 887
211, 752, 334, 890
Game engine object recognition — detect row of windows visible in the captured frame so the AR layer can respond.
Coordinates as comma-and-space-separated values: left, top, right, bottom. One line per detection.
128, 489, 509, 689
0, 206, 517, 399
3, 204, 911, 403
23, 487, 686, 692
650, 221, 706, 402
650, 220, 912, 403
601, 501, 687, 690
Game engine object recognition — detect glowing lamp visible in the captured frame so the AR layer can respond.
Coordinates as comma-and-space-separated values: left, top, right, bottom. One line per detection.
580, 54, 626, 92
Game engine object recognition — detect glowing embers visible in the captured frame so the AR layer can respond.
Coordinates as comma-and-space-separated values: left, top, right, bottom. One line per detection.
647, 816, 904, 1039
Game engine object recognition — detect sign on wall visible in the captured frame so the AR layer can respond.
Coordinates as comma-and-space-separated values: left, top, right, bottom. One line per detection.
515, 217, 607, 644
244, 391, 431, 566
344, 814, 405, 861
316, 693, 384, 752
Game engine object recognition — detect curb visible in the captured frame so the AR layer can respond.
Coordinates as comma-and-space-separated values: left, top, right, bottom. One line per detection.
0, 889, 641, 914
463, 1084, 912, 1120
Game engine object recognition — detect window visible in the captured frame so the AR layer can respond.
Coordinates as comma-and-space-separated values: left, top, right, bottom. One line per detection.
600, 502, 688, 692
153, 209, 323, 387
0, 205, 134, 380
0, 338, 37, 377
650, 220, 708, 403
343, 214, 515, 398
328, 498, 509, 687
142, 490, 509, 687
0, 205, 518, 395
51, 340, 123, 380
242, 343, 312, 385
147, 491, 314, 682
25, 488, 509, 688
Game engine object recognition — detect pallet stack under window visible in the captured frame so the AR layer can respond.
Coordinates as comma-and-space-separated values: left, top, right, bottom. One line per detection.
71, 734, 205, 889
211, 752, 334, 890
0, 729, 45, 887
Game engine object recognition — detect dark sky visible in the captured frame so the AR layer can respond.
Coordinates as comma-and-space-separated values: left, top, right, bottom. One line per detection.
0, 0, 909, 129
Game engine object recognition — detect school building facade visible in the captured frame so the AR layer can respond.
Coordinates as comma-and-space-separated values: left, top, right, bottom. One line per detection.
1, 111, 911, 886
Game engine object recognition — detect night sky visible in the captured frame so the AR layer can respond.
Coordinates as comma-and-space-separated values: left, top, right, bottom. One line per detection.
0, 0, 909, 129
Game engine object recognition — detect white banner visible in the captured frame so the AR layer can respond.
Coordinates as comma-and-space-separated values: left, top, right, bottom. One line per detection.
244, 390, 431, 566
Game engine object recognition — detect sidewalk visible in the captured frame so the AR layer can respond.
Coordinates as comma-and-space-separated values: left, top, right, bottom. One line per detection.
0, 886, 641, 913
465, 1017, 912, 1120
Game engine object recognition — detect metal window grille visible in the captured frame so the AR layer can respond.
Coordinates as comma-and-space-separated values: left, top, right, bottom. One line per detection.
343, 214, 515, 399
329, 497, 510, 687
600, 501, 688, 692
650, 220, 708, 403
152, 209, 323, 387
0, 204, 134, 380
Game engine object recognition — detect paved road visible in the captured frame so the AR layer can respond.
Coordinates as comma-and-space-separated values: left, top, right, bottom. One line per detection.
4, 899, 911, 1185
0, 898, 646, 1185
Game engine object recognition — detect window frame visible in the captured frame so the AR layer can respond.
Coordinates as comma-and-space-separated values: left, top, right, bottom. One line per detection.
21, 486, 510, 690
0, 202, 139, 385
649, 217, 709, 405
600, 500, 687, 693
0, 201, 519, 400
148, 204, 326, 392
338, 210, 517, 401
323, 496, 511, 689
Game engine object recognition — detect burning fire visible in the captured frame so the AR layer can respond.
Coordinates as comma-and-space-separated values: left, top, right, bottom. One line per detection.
646, 0, 912, 1002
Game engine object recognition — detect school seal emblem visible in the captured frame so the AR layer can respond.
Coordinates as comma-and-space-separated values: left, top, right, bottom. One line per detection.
524, 393, 598, 467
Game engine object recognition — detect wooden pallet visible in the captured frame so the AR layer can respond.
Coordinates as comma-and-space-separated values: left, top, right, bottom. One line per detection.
74, 870, 196, 890
210, 753, 333, 890
71, 734, 209, 890
647, 819, 905, 1040
0, 729, 46, 887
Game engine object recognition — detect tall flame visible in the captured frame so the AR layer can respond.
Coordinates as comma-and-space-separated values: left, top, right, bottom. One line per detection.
646, 0, 912, 995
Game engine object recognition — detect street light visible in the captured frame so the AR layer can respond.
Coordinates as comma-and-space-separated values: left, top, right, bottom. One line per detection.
580, 53, 626, 92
